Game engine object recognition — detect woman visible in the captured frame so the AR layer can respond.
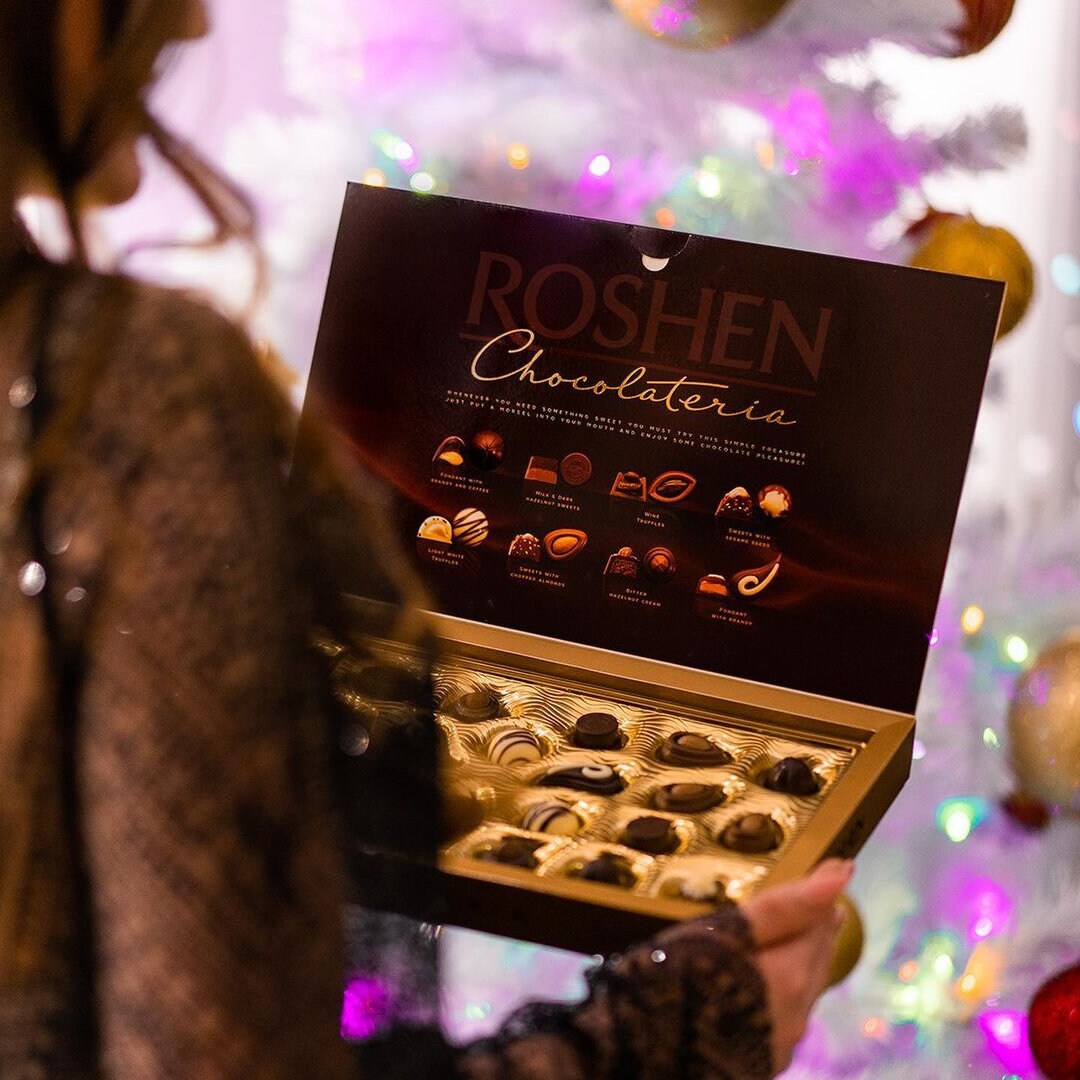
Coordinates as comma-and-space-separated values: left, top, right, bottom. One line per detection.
0, 1, 849, 1076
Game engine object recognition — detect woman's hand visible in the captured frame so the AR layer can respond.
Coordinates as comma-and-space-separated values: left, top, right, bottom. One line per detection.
740, 859, 853, 1075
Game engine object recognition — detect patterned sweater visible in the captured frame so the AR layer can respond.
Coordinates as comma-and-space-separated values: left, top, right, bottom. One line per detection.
0, 266, 772, 1079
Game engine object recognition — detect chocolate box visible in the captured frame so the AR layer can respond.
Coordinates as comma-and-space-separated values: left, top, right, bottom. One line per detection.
302, 186, 1003, 953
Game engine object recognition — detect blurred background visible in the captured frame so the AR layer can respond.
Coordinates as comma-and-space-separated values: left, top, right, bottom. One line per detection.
88, 1, 1080, 1076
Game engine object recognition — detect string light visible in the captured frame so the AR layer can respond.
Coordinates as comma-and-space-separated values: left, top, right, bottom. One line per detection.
1003, 634, 1029, 665
410, 171, 436, 193
696, 169, 722, 198
927, 627, 940, 646
961, 604, 985, 634
982, 727, 999, 748
587, 153, 612, 177
755, 141, 776, 169
898, 960, 919, 982
935, 797, 989, 842
655, 206, 676, 228
1050, 253, 1080, 296
507, 142, 530, 169
361, 168, 386, 187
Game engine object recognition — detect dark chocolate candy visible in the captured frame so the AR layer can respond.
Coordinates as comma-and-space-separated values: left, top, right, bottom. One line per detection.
643, 546, 676, 583
577, 852, 636, 888
508, 533, 542, 562
447, 689, 501, 723
476, 836, 542, 868
353, 664, 425, 702
731, 555, 781, 597
719, 813, 783, 853
648, 471, 696, 503
539, 763, 625, 795
572, 712, 622, 750
715, 487, 754, 520
653, 782, 725, 813
657, 731, 732, 767
525, 455, 559, 484
762, 757, 820, 795
469, 430, 505, 470
604, 547, 639, 579
623, 816, 680, 854
696, 574, 729, 597
610, 471, 647, 500
560, 452, 592, 486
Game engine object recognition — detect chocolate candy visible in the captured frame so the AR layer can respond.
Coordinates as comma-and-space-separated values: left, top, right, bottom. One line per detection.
508, 533, 541, 562
476, 835, 541, 868
433, 436, 465, 469
716, 486, 754, 520
489, 728, 543, 766
522, 801, 582, 836
353, 664, 424, 702
525, 455, 558, 484
643, 546, 676, 583
604, 546, 639, 579
758, 484, 792, 519
719, 813, 783, 853
452, 507, 489, 547
560, 452, 592, 486
417, 515, 453, 543
610, 471, 647, 500
657, 731, 732, 767
667, 869, 727, 903
696, 574, 729, 598
762, 757, 820, 795
539, 763, 625, 795
653, 782, 725, 813
543, 528, 587, 560
572, 712, 622, 750
732, 556, 780, 597
648, 471, 696, 503
623, 816, 680, 854
576, 852, 636, 888
447, 689, 501, 723
469, 430, 505, 470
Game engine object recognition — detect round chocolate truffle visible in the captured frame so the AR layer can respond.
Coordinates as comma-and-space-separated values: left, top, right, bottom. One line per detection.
538, 763, 624, 795
757, 484, 792, 519
353, 663, 425, 702
657, 731, 732, 767
623, 816, 680, 855
762, 757, 820, 796
447, 689, 501, 723
653, 782, 725, 813
572, 712, 622, 750
718, 813, 783, 854
489, 728, 543, 766
469, 430, 505, 471
476, 836, 541, 868
578, 852, 636, 888
643, 546, 677, 583
522, 801, 582, 836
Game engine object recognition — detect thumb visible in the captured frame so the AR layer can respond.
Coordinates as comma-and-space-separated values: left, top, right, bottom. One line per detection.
742, 859, 853, 948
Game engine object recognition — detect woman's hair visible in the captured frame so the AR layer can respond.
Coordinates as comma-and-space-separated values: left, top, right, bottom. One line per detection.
1, 0, 256, 266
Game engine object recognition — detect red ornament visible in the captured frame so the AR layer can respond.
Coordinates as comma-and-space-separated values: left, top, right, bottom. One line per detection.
1001, 792, 1051, 831
1029, 962, 1080, 1080
951, 0, 1016, 56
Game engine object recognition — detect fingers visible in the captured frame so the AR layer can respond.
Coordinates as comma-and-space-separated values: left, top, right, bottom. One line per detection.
741, 859, 853, 949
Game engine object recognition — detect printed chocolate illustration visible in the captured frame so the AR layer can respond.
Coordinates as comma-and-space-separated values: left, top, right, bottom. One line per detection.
731, 556, 781, 597
610, 471, 647, 501
604, 546, 639, 579
648, 470, 696, 503
559, 452, 592, 486
715, 487, 754, 520
433, 436, 466, 470
758, 484, 792, 519
452, 507, 489, 547
508, 533, 542, 562
642, 546, 676, 583
543, 528, 588, 560
417, 515, 453, 543
469, 429, 505, 470
525, 455, 558, 484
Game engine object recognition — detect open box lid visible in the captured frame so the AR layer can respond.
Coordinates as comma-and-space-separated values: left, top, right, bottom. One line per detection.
302, 185, 1002, 716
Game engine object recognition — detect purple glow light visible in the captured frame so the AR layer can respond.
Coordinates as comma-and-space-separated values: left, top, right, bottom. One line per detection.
978, 1009, 1038, 1074
341, 976, 392, 1041
962, 878, 1014, 943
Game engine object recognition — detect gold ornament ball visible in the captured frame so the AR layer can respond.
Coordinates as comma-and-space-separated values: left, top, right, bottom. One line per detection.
1007, 630, 1080, 813
907, 211, 1034, 340
610, 0, 792, 50
827, 893, 865, 986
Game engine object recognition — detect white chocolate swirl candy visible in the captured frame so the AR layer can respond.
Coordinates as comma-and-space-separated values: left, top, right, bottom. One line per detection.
489, 728, 542, 766
452, 507, 489, 547
522, 801, 582, 835
734, 555, 781, 596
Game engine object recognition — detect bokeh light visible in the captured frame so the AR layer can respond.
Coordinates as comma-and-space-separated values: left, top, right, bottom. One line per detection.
1003, 634, 1029, 665
587, 153, 612, 177
961, 604, 985, 634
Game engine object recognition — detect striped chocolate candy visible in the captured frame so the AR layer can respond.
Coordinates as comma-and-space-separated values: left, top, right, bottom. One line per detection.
489, 728, 542, 766
522, 801, 582, 836
452, 507, 489, 547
